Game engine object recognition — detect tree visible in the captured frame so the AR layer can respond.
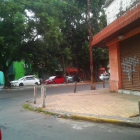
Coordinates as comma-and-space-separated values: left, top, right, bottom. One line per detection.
0, 0, 65, 88
59, 0, 108, 80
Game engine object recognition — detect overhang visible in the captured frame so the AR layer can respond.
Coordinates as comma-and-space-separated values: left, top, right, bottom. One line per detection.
92, 2, 140, 48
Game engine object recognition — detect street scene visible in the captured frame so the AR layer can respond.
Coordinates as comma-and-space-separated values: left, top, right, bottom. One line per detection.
0, 83, 140, 140
1, 0, 140, 139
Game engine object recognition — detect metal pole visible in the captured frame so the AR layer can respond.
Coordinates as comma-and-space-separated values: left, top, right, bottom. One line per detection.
41, 84, 45, 108
103, 80, 105, 88
138, 99, 140, 116
74, 81, 77, 93
34, 85, 37, 104
87, 0, 95, 90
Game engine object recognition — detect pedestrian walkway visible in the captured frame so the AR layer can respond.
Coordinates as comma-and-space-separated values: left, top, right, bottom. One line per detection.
33, 88, 140, 126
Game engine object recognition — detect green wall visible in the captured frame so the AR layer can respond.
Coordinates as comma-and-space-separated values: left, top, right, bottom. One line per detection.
14, 61, 26, 80
1, 61, 39, 83
8, 61, 38, 81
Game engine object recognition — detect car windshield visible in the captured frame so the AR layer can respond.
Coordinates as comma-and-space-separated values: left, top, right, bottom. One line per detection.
49, 76, 55, 79
16, 77, 23, 80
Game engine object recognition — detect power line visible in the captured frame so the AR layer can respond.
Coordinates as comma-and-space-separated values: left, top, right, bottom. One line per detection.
62, 1, 83, 13
12, 0, 106, 30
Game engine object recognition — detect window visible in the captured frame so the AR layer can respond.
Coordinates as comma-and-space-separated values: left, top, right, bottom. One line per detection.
30, 77, 35, 80
25, 77, 30, 80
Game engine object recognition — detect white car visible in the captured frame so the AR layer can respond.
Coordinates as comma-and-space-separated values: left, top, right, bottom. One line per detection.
99, 73, 110, 80
66, 76, 73, 83
10, 75, 40, 86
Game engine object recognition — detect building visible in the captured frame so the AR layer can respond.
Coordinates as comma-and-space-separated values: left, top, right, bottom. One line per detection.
92, 0, 140, 92
104, 0, 137, 25
0, 61, 38, 84
0, 71, 4, 85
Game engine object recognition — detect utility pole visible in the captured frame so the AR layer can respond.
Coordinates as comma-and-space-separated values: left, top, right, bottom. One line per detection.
87, 0, 95, 90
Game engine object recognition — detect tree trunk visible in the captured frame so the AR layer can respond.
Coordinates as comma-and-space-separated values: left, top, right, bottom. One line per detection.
82, 67, 91, 81
3, 68, 11, 88
62, 55, 67, 83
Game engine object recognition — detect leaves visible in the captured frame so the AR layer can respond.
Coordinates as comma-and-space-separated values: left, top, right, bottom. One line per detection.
0, 0, 108, 86
59, 0, 108, 79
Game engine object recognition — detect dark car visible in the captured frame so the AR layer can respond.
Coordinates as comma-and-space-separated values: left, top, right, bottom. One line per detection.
72, 75, 81, 82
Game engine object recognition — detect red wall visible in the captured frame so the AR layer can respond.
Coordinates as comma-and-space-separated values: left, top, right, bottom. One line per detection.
108, 42, 122, 92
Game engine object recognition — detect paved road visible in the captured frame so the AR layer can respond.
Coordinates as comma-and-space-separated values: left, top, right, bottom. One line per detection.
0, 83, 140, 140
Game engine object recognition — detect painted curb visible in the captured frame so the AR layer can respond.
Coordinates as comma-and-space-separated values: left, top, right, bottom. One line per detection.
24, 102, 140, 128
69, 114, 140, 128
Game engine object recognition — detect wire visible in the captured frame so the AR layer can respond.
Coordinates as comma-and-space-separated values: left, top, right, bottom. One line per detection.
12, 0, 106, 31
62, 1, 83, 13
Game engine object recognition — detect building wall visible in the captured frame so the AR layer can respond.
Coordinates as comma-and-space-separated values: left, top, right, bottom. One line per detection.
0, 71, 4, 85
14, 61, 26, 80
108, 42, 122, 92
120, 33, 140, 91
105, 0, 137, 25
13, 61, 38, 80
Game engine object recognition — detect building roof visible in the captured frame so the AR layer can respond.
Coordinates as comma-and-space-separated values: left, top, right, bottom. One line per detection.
92, 1, 140, 48
104, 0, 114, 8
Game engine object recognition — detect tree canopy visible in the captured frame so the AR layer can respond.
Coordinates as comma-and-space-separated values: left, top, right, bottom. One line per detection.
59, 0, 108, 80
0, 0, 65, 87
0, 0, 108, 87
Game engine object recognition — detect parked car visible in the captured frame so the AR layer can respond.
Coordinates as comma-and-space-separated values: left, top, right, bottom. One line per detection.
44, 75, 64, 84
72, 75, 81, 82
66, 76, 73, 83
10, 75, 40, 86
99, 73, 110, 80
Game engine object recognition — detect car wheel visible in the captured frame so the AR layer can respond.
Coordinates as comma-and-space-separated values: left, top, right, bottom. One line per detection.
19, 83, 23, 86
53, 81, 55, 84
62, 80, 64, 84
35, 82, 38, 85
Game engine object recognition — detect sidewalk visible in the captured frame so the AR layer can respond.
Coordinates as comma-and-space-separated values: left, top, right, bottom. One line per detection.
31, 88, 140, 127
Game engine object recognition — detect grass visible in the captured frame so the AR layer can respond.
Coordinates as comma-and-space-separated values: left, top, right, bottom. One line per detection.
23, 103, 34, 110
23, 103, 59, 116
23, 103, 79, 121
64, 114, 68, 118
71, 115, 77, 120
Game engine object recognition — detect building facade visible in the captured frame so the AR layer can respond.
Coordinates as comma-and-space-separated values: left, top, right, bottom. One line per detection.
0, 71, 4, 85
104, 0, 137, 25
92, 0, 140, 92
0, 61, 38, 84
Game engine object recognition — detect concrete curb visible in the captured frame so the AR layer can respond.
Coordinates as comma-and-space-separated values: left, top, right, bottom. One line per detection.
69, 114, 140, 128
0, 81, 109, 91
0, 83, 86, 91
0, 83, 95, 91
25, 102, 140, 128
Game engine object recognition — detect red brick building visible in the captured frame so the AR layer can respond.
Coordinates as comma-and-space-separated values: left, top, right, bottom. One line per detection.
92, 1, 140, 92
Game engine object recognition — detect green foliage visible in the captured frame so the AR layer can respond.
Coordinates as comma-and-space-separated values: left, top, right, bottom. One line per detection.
93, 47, 109, 72
0, 0, 108, 86
23, 103, 33, 110
59, 0, 108, 80
0, 0, 65, 87
23, 103, 58, 116
35, 107, 43, 112
64, 114, 68, 118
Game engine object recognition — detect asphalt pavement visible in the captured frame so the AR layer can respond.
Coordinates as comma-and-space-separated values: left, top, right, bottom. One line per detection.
0, 83, 140, 140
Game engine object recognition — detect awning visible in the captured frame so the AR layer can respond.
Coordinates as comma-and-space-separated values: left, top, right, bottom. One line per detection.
92, 2, 140, 48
